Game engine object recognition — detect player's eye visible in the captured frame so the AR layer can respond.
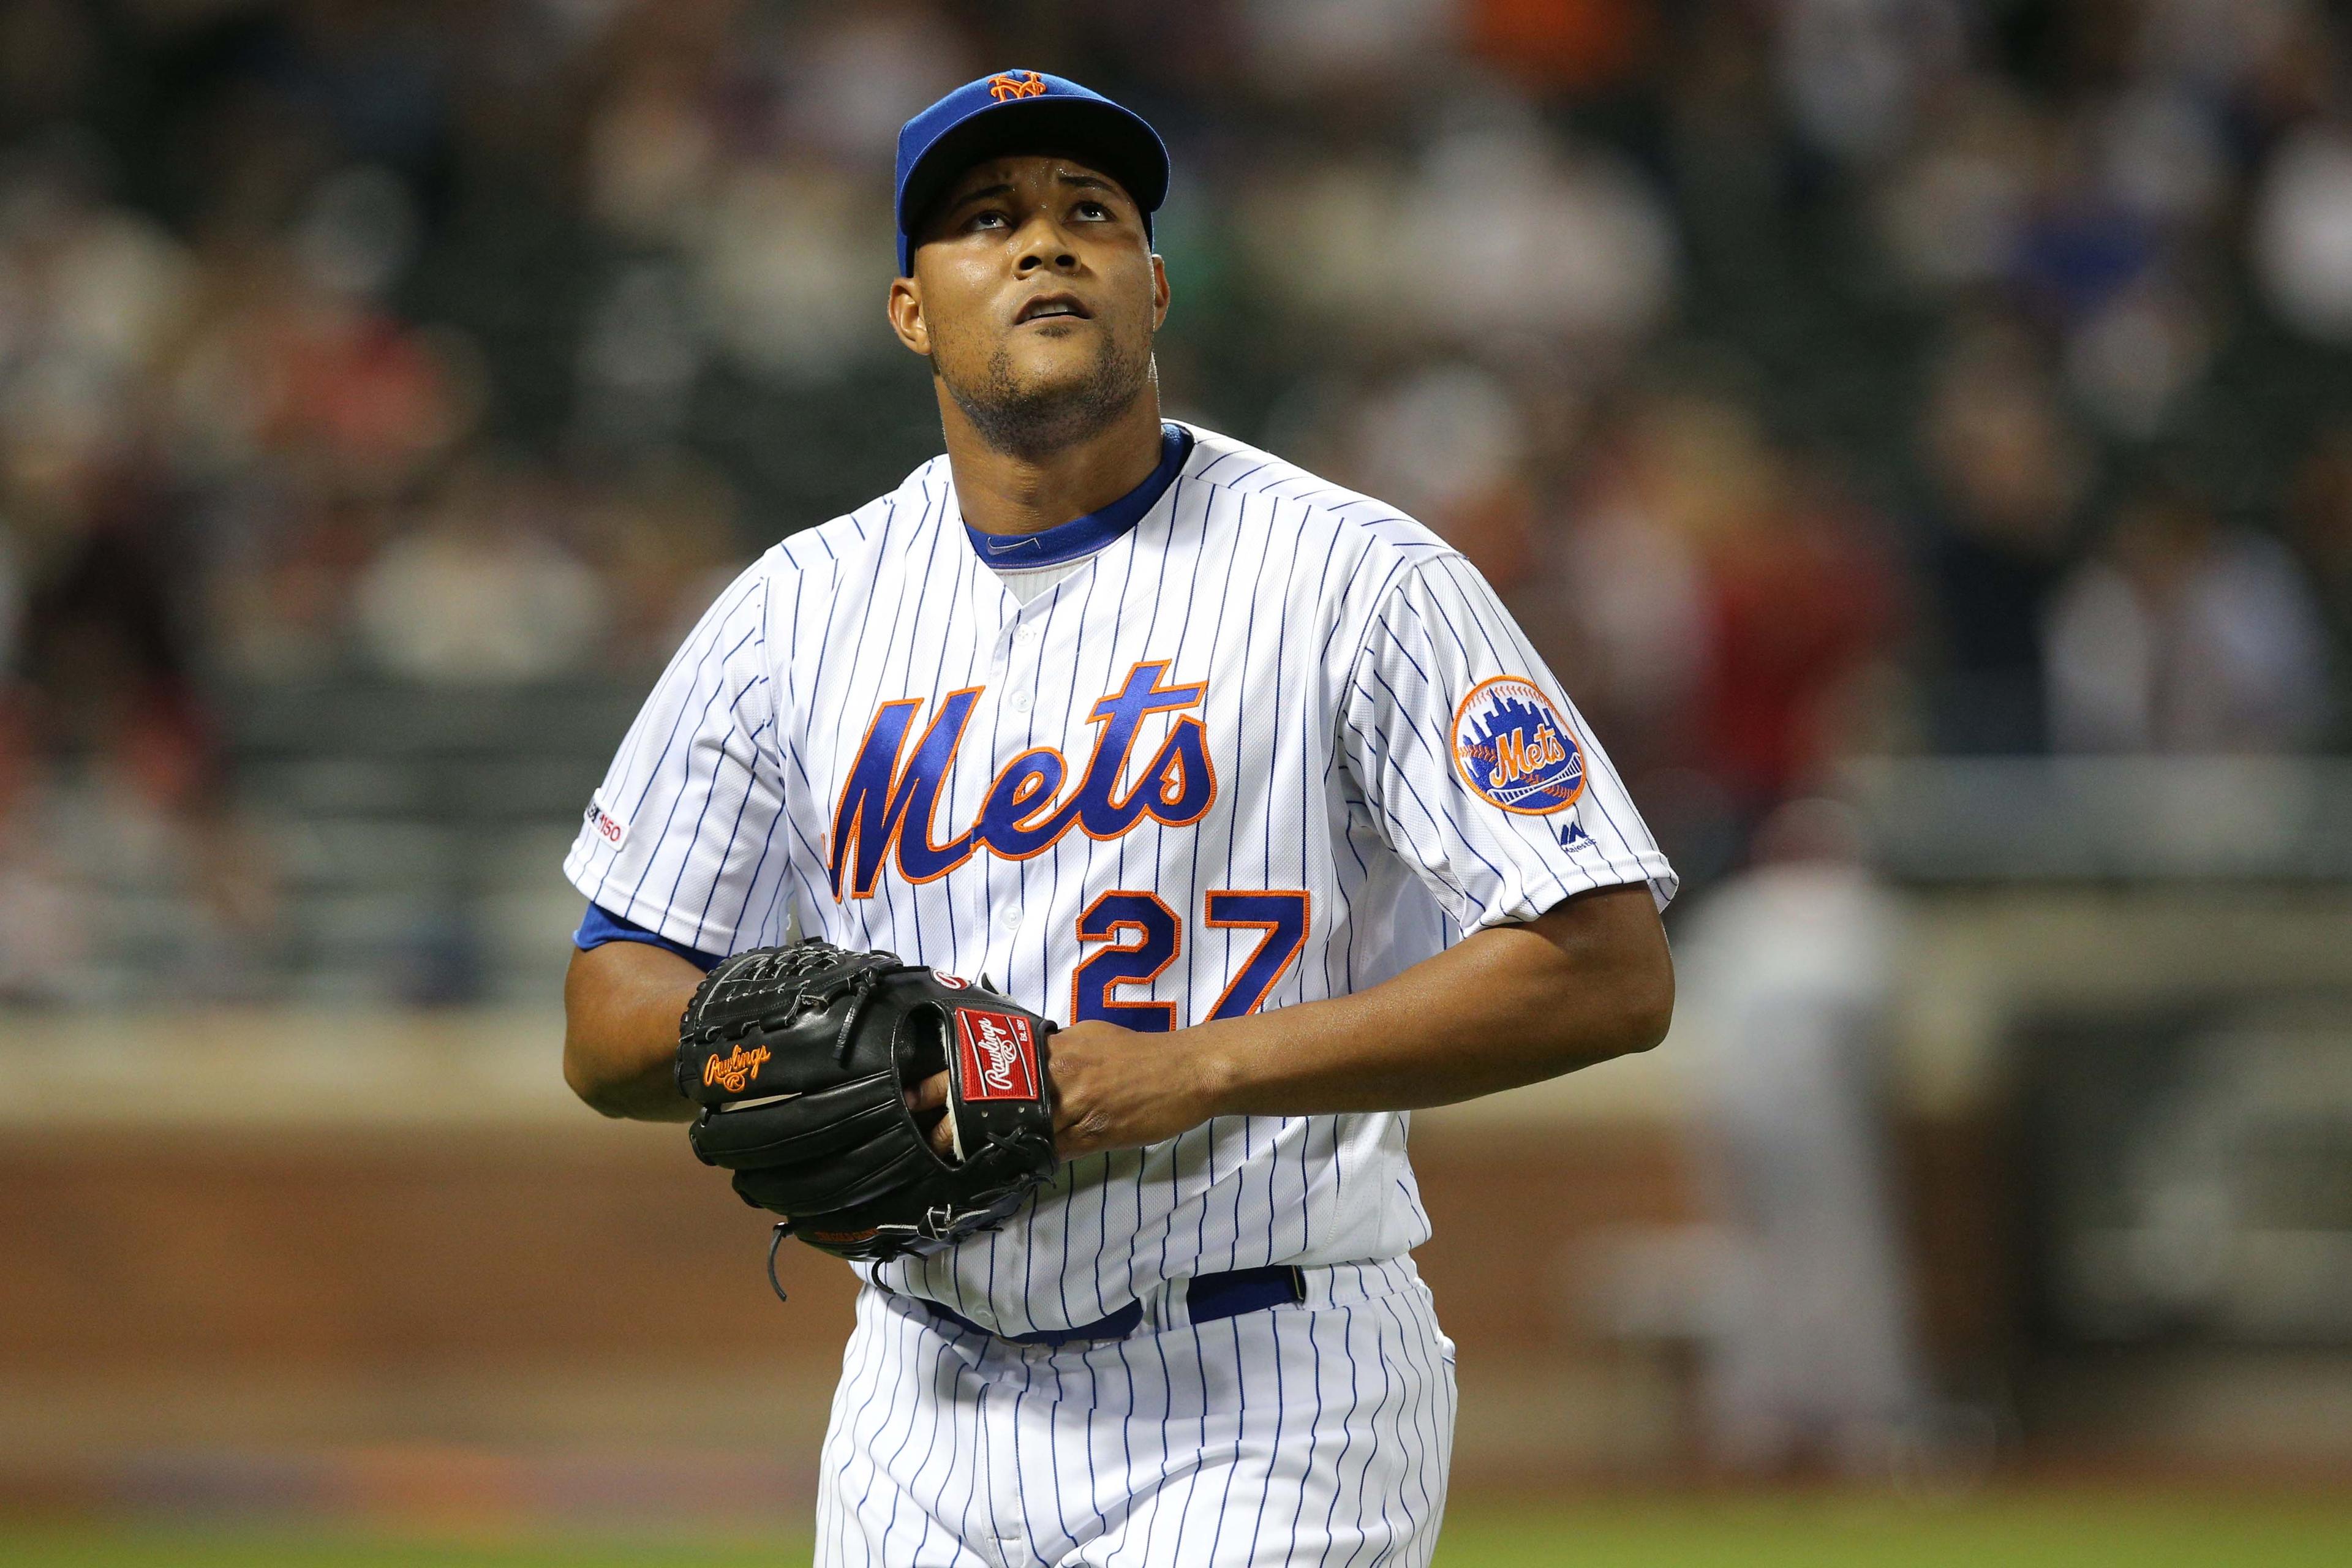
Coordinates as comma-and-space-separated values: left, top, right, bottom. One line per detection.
1074, 201, 1110, 221
967, 209, 1009, 232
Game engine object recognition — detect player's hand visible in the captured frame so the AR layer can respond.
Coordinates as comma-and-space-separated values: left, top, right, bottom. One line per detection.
905, 1019, 1218, 1160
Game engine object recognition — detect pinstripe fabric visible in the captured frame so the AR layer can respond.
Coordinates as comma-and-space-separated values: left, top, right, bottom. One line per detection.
816, 1260, 1456, 1568
564, 423, 1675, 1341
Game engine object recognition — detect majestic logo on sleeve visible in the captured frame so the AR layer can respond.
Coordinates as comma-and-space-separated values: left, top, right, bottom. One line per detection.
954, 1008, 1042, 1102
829, 660, 1216, 900
1450, 676, 1586, 815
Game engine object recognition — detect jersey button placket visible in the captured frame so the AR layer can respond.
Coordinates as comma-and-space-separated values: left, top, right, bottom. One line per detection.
1005, 617, 1039, 712
1000, 620, 1035, 723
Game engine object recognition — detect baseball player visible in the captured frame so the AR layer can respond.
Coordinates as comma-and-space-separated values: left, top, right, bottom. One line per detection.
561, 69, 1677, 1567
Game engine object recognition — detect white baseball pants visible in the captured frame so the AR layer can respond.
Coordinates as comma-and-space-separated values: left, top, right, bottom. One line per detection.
814, 1257, 1457, 1567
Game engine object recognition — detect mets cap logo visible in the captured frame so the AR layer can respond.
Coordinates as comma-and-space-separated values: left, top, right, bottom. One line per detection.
988, 70, 1048, 101
1451, 676, 1586, 815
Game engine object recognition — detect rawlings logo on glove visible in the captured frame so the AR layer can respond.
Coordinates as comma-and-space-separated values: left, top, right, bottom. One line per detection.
675, 942, 1060, 1266
955, 1009, 1040, 1101
701, 1043, 771, 1093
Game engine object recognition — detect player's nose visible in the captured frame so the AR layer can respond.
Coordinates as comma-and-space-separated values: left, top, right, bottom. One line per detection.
1012, 212, 1080, 274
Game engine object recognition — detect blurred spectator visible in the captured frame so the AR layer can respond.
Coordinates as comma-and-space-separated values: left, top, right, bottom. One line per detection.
1406, 107, 1676, 348
771, 4, 974, 162
1349, 362, 1537, 585
2254, 122, 2352, 343
1773, 0, 1963, 167
1680, 796, 1926, 1477
1686, 401, 1900, 813
1544, 382, 1898, 888
574, 260, 706, 448
167, 172, 474, 497
2289, 419, 2352, 722
1238, 0, 1454, 94
581, 53, 719, 249
353, 456, 607, 684
2046, 476, 2331, 752
1550, 389, 1713, 768
1464, 0, 1652, 94
577, 451, 746, 668
1917, 325, 2091, 753
695, 158, 888, 380
0, 845, 85, 1001
1237, 94, 1676, 351
1877, 83, 2037, 294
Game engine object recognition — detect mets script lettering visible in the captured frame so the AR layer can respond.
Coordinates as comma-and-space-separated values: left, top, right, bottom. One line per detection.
831, 660, 1216, 900
1488, 722, 1567, 788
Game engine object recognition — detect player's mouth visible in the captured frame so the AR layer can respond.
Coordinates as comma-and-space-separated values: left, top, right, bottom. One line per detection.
1014, 292, 1092, 325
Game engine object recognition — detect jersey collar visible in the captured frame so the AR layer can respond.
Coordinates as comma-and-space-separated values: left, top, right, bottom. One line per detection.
963, 423, 1193, 571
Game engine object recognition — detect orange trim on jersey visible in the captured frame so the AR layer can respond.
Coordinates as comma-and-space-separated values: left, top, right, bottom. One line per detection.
1071, 889, 1182, 1031
1203, 889, 1313, 1019
827, 698, 922, 901
891, 685, 989, 888
973, 744, 1076, 863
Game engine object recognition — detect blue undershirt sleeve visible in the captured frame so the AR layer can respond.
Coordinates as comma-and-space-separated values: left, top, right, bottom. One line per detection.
573, 900, 725, 973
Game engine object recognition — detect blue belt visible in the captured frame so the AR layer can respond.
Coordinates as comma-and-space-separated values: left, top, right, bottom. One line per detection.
911, 1264, 1306, 1347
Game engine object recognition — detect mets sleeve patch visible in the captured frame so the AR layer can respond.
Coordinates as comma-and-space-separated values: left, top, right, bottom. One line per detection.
1450, 676, 1587, 815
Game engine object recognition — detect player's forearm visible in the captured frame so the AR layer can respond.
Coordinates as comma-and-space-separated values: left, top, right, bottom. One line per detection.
1041, 883, 1673, 1155
561, 941, 706, 1121
1188, 883, 1673, 1118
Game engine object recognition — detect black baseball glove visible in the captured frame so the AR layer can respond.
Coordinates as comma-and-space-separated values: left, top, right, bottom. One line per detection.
676, 941, 1059, 1264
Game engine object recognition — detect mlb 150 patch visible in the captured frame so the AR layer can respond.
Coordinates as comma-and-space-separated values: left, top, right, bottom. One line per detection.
584, 793, 630, 849
1450, 676, 1586, 815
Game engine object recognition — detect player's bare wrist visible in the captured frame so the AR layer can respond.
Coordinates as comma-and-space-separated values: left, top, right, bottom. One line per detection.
1178, 1020, 1254, 1121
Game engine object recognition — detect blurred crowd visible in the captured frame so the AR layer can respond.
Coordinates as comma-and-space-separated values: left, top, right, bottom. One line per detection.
6, 0, 2352, 994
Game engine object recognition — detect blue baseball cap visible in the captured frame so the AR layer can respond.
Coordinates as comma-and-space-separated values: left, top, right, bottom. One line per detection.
894, 69, 1170, 276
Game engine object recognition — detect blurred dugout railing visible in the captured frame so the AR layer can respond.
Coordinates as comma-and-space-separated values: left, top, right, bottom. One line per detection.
227, 679, 637, 1005
72, 680, 636, 1008
1847, 757, 2352, 883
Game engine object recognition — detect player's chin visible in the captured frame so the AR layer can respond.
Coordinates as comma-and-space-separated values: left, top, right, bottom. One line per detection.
995, 341, 1117, 398
997, 323, 1104, 372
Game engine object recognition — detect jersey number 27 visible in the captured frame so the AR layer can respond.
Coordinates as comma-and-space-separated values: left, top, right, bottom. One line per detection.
1072, 891, 1310, 1030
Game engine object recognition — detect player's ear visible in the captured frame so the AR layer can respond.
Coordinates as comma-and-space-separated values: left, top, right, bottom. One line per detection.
1150, 254, 1169, 333
887, 275, 930, 357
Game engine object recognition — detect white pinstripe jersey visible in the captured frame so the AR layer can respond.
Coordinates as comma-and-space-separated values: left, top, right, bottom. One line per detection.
564, 422, 1676, 1336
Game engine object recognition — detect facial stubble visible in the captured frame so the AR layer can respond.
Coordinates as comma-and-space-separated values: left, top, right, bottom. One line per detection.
936, 320, 1154, 464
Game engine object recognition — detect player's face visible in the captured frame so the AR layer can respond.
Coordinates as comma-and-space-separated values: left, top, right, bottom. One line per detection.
889, 154, 1169, 456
